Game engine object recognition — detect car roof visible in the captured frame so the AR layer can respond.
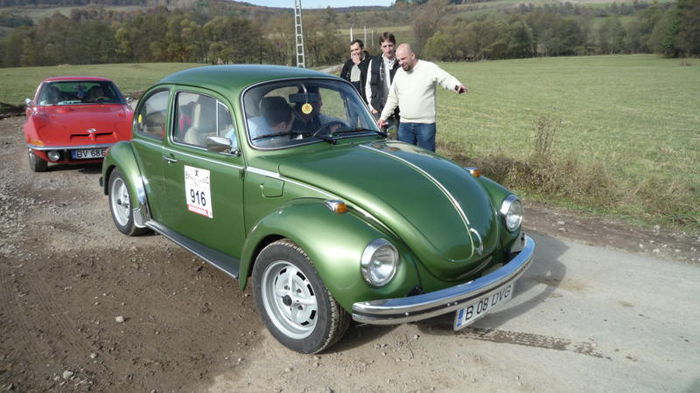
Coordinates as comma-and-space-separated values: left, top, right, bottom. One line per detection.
43, 76, 114, 82
158, 64, 339, 96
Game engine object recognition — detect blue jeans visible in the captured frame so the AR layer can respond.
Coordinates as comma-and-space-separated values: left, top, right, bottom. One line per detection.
398, 122, 437, 152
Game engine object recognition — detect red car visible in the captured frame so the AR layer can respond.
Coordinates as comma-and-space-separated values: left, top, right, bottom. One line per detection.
23, 76, 133, 172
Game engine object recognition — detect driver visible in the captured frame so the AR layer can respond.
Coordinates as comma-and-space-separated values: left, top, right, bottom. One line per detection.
248, 96, 294, 141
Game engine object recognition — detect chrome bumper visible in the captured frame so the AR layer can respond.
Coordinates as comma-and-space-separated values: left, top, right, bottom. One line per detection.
27, 143, 114, 151
352, 235, 535, 325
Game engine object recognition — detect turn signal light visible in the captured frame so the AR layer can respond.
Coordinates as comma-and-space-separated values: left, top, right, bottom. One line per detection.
465, 167, 481, 177
324, 200, 348, 214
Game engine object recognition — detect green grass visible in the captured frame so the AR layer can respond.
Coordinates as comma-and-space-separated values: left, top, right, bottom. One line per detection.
1, 55, 697, 232
436, 54, 700, 230
0, 63, 203, 105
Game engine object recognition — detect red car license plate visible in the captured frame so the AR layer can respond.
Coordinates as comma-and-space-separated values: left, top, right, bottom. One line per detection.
71, 148, 105, 159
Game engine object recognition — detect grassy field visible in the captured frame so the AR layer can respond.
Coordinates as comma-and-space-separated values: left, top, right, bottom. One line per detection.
0, 63, 202, 105
0, 55, 697, 231
436, 54, 699, 230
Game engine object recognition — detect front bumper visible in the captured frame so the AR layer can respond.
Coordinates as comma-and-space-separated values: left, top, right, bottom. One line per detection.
352, 234, 535, 325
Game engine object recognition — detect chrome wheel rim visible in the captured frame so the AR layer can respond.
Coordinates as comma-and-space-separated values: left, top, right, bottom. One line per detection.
110, 177, 131, 227
261, 260, 318, 339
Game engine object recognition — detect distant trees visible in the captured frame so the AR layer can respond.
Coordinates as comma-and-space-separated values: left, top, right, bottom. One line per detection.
1, 1, 698, 68
421, 1, 700, 61
0, 5, 343, 67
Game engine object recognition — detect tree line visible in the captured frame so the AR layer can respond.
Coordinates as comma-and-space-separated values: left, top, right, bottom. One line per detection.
383, 0, 697, 59
417, 0, 699, 60
0, 0, 698, 69
0, 6, 350, 67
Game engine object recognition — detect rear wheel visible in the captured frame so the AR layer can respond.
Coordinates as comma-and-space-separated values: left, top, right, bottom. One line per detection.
253, 239, 350, 354
28, 150, 48, 172
108, 168, 149, 236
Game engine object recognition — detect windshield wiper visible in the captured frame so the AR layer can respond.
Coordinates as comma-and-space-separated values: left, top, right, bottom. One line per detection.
333, 128, 388, 138
314, 134, 337, 144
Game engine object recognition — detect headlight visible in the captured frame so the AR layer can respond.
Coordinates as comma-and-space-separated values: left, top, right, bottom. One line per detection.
361, 239, 399, 287
499, 195, 523, 232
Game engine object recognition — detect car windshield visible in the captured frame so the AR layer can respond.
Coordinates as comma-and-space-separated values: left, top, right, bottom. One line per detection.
37, 81, 124, 106
243, 79, 380, 149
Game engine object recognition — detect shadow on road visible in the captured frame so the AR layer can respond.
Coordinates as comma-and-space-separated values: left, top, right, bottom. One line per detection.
331, 231, 568, 353
412, 231, 568, 334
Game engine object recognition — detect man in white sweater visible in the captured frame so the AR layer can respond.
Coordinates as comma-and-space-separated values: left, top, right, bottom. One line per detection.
377, 43, 467, 152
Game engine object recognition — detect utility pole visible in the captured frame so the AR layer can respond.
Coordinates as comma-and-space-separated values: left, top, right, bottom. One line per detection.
294, 0, 305, 68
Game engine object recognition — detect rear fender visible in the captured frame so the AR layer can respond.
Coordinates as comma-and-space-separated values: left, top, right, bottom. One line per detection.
239, 199, 421, 312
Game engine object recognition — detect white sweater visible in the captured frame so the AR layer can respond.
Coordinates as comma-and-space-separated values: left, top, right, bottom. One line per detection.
379, 60, 462, 124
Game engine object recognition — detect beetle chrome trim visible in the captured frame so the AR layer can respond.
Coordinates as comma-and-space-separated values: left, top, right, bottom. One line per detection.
27, 143, 114, 150
351, 235, 535, 325
500, 194, 522, 232
360, 144, 475, 259
360, 238, 399, 287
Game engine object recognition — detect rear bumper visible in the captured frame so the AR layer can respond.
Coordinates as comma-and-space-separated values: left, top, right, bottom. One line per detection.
352, 234, 535, 325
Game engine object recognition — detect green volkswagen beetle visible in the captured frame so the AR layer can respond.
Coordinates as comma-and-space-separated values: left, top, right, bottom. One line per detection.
100, 65, 535, 353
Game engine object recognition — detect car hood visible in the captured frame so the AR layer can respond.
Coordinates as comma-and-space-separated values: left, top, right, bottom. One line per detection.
277, 141, 500, 281
34, 105, 132, 145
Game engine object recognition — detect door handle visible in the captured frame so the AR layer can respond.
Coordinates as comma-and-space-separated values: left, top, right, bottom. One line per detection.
162, 155, 178, 164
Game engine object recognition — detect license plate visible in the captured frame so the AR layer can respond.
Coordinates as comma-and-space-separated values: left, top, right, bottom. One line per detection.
454, 282, 514, 330
71, 148, 105, 159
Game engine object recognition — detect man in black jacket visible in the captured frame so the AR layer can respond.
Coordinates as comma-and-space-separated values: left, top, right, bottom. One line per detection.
364, 32, 400, 134
340, 39, 370, 103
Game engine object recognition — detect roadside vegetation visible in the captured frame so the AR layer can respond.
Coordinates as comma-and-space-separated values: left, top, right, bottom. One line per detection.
436, 55, 699, 232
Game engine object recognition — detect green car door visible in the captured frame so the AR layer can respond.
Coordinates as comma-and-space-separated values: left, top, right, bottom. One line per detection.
158, 90, 246, 259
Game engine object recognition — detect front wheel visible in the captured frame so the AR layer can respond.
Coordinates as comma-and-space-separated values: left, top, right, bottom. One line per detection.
252, 239, 350, 354
28, 150, 48, 172
108, 168, 149, 236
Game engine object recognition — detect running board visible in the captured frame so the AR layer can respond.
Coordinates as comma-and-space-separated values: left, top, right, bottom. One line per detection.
146, 220, 240, 279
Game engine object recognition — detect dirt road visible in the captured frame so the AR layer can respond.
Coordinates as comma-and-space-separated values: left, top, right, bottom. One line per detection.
1, 116, 699, 393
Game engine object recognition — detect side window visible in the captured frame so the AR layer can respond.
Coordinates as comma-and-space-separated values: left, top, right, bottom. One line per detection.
173, 92, 235, 149
135, 89, 170, 139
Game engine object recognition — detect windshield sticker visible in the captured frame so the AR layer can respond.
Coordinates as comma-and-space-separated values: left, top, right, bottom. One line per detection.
301, 103, 313, 114
184, 165, 213, 218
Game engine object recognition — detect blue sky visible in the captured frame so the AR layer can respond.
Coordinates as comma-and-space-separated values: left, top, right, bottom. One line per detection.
237, 1, 394, 9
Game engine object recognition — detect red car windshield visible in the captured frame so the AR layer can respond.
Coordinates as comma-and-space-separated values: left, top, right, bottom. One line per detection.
38, 81, 124, 106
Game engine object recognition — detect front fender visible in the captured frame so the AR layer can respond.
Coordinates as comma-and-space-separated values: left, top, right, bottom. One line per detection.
239, 200, 421, 312
101, 141, 150, 227
476, 175, 521, 249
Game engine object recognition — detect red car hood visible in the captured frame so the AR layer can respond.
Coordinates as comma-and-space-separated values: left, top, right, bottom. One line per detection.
31, 105, 132, 146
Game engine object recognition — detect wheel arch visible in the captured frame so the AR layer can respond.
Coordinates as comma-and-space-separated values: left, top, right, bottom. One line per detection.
239, 200, 421, 312
102, 141, 150, 227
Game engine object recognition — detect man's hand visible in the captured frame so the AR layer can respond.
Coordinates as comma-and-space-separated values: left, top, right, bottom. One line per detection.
455, 84, 467, 94
377, 119, 387, 128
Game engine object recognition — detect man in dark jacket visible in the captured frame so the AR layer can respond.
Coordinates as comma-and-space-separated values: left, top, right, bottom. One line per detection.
340, 39, 370, 103
365, 32, 400, 133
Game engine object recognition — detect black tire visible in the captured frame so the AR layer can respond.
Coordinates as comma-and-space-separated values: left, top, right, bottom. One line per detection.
252, 239, 350, 354
28, 150, 48, 172
107, 168, 149, 236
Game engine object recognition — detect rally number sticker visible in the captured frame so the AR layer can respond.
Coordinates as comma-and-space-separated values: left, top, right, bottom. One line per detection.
184, 165, 213, 218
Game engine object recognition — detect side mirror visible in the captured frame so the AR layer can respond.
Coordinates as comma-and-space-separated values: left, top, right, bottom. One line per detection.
24, 98, 33, 106
206, 136, 240, 156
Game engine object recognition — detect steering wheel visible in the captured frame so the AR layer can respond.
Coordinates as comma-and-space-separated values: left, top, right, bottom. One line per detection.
311, 121, 347, 138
